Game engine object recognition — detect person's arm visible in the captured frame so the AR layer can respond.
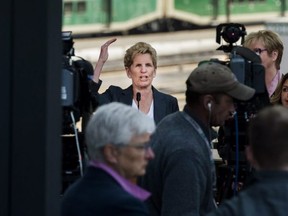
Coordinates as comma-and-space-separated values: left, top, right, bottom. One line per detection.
93, 38, 117, 83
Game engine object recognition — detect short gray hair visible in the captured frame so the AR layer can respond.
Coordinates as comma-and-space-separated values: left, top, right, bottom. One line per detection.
85, 102, 156, 161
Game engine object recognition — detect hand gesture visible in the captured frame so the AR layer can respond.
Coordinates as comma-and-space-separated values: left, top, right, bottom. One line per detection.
93, 38, 117, 82
98, 38, 117, 63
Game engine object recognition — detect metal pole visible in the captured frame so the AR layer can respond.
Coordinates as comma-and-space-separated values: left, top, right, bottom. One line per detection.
226, 0, 231, 23
280, 0, 286, 17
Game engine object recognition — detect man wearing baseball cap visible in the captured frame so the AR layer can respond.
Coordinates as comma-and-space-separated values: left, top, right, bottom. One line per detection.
140, 62, 255, 216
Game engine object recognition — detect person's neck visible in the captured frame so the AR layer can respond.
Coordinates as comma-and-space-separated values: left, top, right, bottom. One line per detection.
133, 85, 152, 95
265, 66, 278, 85
186, 104, 209, 127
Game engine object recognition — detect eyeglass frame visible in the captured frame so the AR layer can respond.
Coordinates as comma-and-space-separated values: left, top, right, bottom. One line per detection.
253, 48, 268, 55
116, 141, 152, 151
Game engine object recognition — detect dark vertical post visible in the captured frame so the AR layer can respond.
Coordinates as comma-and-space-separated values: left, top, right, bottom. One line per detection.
105, 0, 112, 27
211, 0, 219, 20
226, 0, 231, 23
0, 1, 12, 215
280, 0, 286, 17
0, 0, 62, 215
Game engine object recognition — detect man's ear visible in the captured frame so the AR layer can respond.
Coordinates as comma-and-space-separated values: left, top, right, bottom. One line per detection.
272, 50, 278, 61
203, 95, 214, 111
103, 144, 119, 164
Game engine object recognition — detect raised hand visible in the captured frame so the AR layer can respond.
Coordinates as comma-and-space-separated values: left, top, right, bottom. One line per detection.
93, 38, 117, 82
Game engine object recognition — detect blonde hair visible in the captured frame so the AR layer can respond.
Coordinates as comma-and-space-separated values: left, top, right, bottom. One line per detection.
243, 30, 283, 70
124, 42, 157, 68
270, 73, 288, 104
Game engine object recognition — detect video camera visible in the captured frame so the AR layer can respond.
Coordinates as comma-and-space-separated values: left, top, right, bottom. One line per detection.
61, 31, 93, 193
212, 23, 270, 163
211, 23, 271, 202
61, 31, 93, 133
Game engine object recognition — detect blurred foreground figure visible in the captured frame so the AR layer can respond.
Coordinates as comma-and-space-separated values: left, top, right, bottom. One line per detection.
208, 105, 288, 216
61, 102, 156, 216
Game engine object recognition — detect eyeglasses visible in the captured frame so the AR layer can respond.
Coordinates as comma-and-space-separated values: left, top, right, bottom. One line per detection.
118, 142, 152, 151
253, 48, 268, 55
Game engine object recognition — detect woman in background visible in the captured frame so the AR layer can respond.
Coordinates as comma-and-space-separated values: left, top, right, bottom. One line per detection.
89, 39, 179, 124
243, 30, 284, 97
270, 73, 288, 108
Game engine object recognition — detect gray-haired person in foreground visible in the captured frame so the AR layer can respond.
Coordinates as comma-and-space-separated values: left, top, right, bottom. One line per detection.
61, 102, 156, 216
139, 62, 255, 216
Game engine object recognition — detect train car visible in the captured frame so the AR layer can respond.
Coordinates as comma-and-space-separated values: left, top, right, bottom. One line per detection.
168, 0, 286, 25
62, 0, 163, 35
62, 0, 287, 36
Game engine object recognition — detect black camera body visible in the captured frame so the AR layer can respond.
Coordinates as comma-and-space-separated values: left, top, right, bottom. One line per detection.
213, 24, 270, 164
61, 31, 94, 193
61, 31, 93, 133
215, 23, 266, 96
212, 24, 272, 203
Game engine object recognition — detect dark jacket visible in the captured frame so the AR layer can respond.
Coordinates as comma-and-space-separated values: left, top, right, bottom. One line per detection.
140, 107, 217, 216
207, 171, 288, 216
61, 166, 149, 216
89, 80, 179, 124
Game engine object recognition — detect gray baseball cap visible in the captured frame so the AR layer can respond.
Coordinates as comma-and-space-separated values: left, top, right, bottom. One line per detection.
186, 62, 255, 101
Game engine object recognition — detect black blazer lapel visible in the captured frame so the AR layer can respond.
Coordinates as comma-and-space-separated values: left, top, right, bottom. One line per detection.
152, 87, 166, 124
119, 85, 133, 106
